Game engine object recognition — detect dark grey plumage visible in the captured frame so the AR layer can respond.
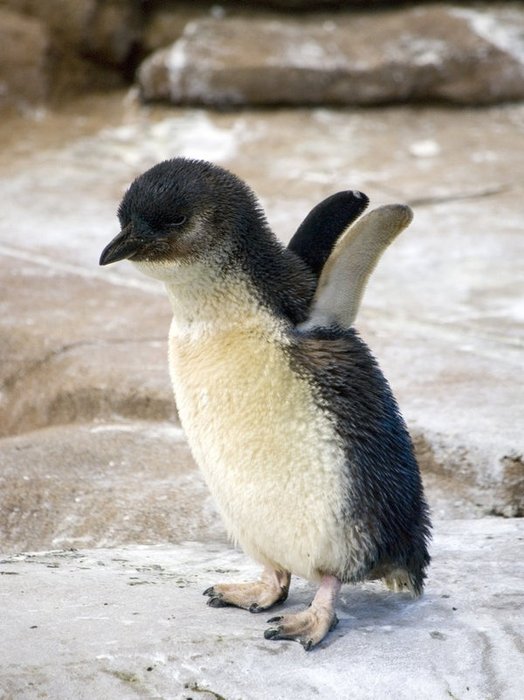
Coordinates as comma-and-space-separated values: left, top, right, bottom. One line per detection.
289, 326, 431, 592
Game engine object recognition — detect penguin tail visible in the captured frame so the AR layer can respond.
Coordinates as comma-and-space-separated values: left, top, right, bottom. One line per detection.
382, 568, 425, 597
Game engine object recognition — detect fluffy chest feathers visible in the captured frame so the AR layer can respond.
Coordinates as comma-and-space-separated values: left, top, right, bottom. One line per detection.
165, 273, 348, 579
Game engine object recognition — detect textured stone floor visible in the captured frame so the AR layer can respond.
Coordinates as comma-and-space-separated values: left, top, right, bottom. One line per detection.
0, 518, 524, 700
1, 520, 523, 700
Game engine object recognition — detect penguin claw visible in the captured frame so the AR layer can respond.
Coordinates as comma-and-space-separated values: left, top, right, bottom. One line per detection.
263, 609, 338, 650
206, 595, 229, 608
267, 615, 283, 623
203, 586, 215, 597
263, 624, 313, 651
264, 627, 281, 640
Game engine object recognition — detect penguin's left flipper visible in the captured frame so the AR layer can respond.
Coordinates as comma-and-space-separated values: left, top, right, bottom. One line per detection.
288, 190, 370, 278
298, 204, 413, 331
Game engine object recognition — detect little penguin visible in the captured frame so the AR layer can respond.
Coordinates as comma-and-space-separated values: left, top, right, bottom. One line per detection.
100, 158, 431, 651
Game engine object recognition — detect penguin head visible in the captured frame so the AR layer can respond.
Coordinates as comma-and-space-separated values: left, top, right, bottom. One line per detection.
99, 158, 267, 279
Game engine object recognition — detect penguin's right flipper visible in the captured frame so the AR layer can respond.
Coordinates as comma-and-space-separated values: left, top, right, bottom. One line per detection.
288, 190, 369, 278
298, 204, 414, 331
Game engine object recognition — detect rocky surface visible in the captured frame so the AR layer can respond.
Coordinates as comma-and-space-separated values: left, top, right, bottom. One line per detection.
140, 0, 390, 56
0, 422, 223, 554
0, 0, 142, 66
0, 9, 50, 109
3, 2, 524, 109
1, 519, 523, 699
138, 5, 524, 107
0, 0, 140, 106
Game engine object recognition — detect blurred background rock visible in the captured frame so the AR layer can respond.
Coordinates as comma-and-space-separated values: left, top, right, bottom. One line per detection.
2, 1, 524, 110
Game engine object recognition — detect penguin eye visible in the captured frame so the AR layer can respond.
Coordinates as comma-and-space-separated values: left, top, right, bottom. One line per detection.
166, 215, 187, 228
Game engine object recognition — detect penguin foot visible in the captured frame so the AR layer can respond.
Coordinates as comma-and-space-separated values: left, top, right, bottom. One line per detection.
264, 608, 339, 651
264, 574, 341, 650
203, 566, 290, 613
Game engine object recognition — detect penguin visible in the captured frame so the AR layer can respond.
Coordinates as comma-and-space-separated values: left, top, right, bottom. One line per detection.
99, 158, 431, 651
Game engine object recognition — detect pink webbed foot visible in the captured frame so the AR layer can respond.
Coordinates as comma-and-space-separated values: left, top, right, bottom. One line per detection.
203, 566, 290, 613
264, 575, 341, 650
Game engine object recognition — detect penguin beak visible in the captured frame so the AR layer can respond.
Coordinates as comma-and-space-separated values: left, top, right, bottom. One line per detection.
99, 224, 143, 266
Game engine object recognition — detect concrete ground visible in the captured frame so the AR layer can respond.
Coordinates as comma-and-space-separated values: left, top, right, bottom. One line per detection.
1, 520, 523, 700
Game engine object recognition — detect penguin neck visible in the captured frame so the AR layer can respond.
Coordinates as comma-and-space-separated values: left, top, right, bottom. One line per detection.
163, 259, 279, 340
134, 221, 316, 333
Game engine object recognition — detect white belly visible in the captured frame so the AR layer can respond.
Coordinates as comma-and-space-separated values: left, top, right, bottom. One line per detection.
168, 319, 349, 581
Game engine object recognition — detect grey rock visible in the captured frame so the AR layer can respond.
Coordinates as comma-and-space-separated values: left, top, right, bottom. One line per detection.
0, 8, 50, 108
0, 422, 223, 554
141, 1, 388, 56
0, 261, 175, 437
142, 4, 209, 56
0, 0, 141, 67
80, 0, 142, 68
257, 0, 386, 6
0, 0, 141, 101
138, 6, 524, 106
0, 0, 96, 49
0, 519, 522, 699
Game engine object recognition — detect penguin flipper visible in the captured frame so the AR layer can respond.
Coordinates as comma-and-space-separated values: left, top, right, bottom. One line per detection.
299, 204, 414, 330
287, 191, 369, 278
